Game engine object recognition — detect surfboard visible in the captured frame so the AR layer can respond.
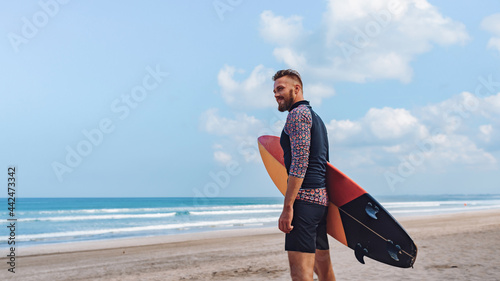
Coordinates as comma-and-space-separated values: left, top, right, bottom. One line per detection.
257, 135, 417, 268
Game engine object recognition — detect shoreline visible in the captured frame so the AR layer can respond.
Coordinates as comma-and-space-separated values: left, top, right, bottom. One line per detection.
2, 209, 499, 280
14, 227, 281, 257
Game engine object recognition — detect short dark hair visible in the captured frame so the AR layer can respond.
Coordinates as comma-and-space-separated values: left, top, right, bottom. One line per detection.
272, 69, 303, 90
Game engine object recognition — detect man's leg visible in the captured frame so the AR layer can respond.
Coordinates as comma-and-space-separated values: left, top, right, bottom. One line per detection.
313, 249, 335, 281
288, 251, 315, 281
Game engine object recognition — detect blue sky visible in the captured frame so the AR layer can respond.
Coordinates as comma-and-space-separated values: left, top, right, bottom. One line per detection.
1, 0, 499, 198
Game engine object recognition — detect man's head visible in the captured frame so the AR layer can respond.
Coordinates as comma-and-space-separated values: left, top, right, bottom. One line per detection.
273, 69, 304, 112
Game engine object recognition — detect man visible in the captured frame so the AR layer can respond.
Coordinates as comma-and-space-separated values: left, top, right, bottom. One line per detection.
273, 69, 336, 281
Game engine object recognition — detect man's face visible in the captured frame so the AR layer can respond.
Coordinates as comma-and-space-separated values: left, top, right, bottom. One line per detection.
273, 76, 296, 112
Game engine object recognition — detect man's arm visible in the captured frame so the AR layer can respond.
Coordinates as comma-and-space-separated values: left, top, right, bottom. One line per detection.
279, 175, 304, 233
278, 106, 312, 233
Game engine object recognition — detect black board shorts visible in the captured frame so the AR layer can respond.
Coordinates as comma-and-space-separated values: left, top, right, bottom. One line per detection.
285, 199, 329, 253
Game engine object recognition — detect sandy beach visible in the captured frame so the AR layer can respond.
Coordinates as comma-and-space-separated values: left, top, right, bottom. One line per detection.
2, 209, 500, 281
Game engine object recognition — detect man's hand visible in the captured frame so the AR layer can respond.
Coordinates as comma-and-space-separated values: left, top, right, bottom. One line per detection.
279, 175, 303, 234
279, 205, 294, 233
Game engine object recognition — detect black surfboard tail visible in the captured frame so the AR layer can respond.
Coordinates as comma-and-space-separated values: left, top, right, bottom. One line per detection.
339, 193, 418, 268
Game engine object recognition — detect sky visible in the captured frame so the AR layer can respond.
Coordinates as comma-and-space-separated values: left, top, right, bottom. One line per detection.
1, 0, 500, 198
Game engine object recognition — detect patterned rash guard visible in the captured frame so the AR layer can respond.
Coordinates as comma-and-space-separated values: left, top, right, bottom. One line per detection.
281, 101, 329, 206
284, 105, 311, 179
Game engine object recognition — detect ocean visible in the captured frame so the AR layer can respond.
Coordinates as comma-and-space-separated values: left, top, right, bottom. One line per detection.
2, 195, 500, 248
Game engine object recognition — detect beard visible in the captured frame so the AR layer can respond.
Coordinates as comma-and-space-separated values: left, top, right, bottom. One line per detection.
278, 89, 294, 112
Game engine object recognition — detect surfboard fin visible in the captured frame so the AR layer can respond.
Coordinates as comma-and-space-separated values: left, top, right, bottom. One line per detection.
365, 202, 379, 219
386, 240, 401, 261
355, 243, 369, 264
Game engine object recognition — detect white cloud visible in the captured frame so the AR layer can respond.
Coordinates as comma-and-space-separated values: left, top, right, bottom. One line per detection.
425, 134, 497, 167
217, 64, 275, 109
325, 89, 500, 170
483, 93, 500, 116
273, 47, 308, 70
200, 108, 263, 136
481, 13, 500, 54
260, 0, 469, 83
364, 107, 427, 140
326, 107, 430, 168
479, 124, 493, 142
383, 145, 402, 153
304, 83, 335, 106
326, 119, 363, 143
328, 107, 427, 144
200, 108, 286, 163
487, 38, 500, 53
213, 150, 233, 164
416, 92, 483, 133
259, 11, 305, 46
